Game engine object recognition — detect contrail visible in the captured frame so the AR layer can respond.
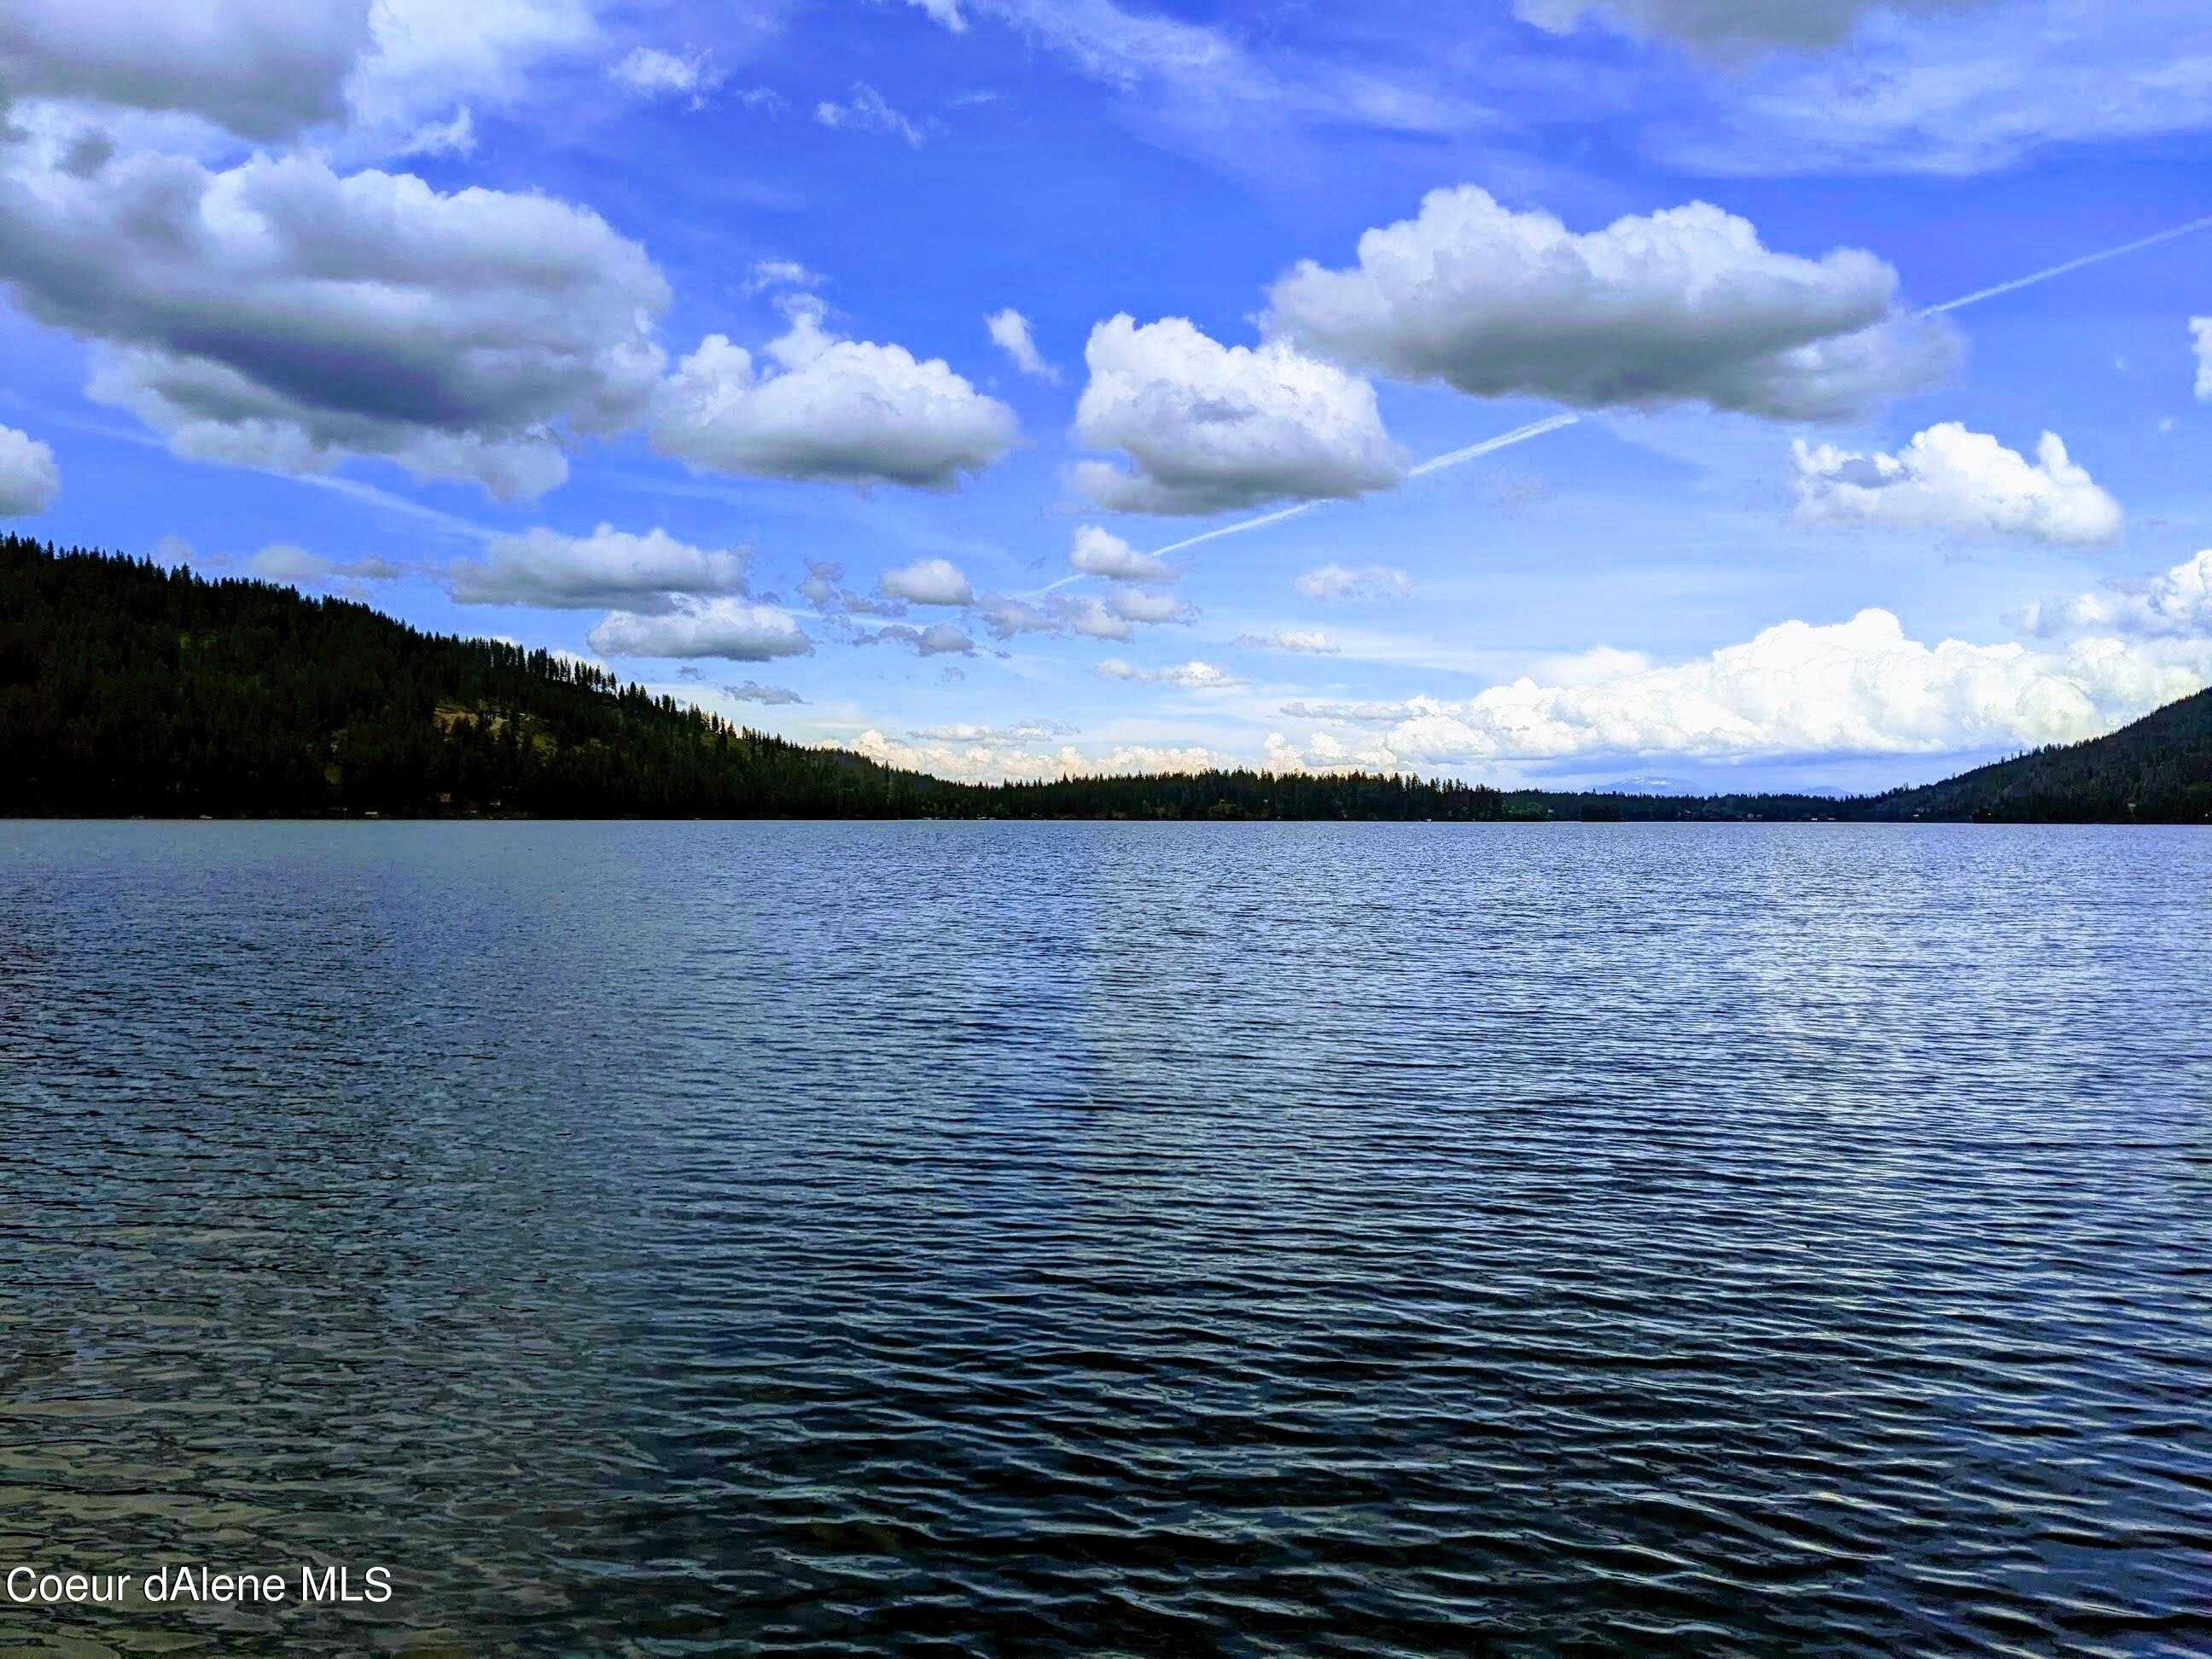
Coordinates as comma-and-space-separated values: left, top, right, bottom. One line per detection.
1404, 411, 1583, 476
1918, 213, 2212, 317
1034, 413, 1582, 595
1039, 213, 2209, 593
1039, 497, 1336, 593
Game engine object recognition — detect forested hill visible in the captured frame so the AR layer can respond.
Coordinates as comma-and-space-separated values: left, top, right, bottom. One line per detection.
2, 538, 968, 818
3, 538, 2206, 823
1854, 686, 2212, 824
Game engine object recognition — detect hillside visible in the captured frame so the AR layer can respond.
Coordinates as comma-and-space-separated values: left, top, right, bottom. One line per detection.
1855, 689, 2212, 824
0, 538, 963, 818
3, 538, 2206, 824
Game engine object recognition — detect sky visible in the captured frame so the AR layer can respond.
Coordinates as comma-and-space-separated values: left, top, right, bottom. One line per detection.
3, 0, 2209, 793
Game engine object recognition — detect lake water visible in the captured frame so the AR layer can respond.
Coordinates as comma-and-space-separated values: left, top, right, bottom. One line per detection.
3, 820, 2209, 1653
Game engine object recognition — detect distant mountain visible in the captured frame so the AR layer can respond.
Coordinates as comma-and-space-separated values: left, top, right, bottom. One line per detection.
3, 538, 2206, 824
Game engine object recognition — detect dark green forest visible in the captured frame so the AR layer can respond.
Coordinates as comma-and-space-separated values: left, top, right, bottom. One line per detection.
3, 538, 2207, 823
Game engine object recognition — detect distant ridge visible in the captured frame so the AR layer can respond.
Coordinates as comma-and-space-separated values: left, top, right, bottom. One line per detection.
3, 538, 2206, 824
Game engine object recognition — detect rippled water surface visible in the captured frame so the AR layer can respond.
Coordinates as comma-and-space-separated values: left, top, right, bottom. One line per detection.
3, 821, 2210, 1654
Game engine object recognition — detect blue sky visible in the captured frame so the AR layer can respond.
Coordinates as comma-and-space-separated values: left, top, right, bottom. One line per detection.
3, 0, 2209, 790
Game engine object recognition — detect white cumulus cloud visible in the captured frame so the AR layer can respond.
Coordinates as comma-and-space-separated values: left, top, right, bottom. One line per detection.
0, 425, 61, 515
587, 598, 813, 661
852, 729, 1226, 785
0, 148, 667, 500
2194, 317, 2212, 399
1265, 187, 1955, 422
878, 556, 975, 607
1107, 586, 1193, 626
1074, 314, 1405, 515
344, 0, 597, 155
449, 525, 752, 610
1359, 610, 2209, 765
1068, 524, 1175, 582
2021, 550, 2212, 640
1791, 424, 2123, 544
651, 301, 1016, 489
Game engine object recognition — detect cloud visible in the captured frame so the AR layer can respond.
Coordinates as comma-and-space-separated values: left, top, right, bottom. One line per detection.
878, 556, 975, 607
990, 596, 1101, 639
1278, 698, 1414, 724
986, 308, 1058, 381
651, 301, 1016, 489
1344, 609, 2211, 765
1236, 628, 1337, 654
1532, 644, 1657, 684
814, 82, 927, 145
1266, 187, 1955, 422
1097, 657, 1235, 688
1260, 729, 1402, 775
901, 0, 968, 30
1074, 314, 1404, 515
2021, 550, 2212, 640
2195, 318, 2212, 399
608, 45, 724, 105
910, 719, 1077, 742
448, 524, 752, 610
587, 598, 813, 661
854, 621, 976, 655
0, 0, 372, 139
1295, 562, 1413, 601
0, 0, 645, 162
1512, 0, 1994, 53
1068, 524, 1174, 582
344, 0, 597, 154
797, 561, 915, 620
1105, 587, 1192, 625
0, 148, 667, 500
721, 679, 806, 705
971, 582, 1194, 645
853, 728, 1226, 784
917, 0, 1485, 180
246, 543, 404, 583
748, 259, 824, 294
393, 105, 475, 156
0, 425, 61, 515
1062, 597, 1134, 641
1790, 424, 2123, 544
1647, 0, 2212, 176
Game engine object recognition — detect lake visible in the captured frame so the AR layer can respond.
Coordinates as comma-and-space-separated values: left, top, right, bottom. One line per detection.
3, 820, 2209, 1652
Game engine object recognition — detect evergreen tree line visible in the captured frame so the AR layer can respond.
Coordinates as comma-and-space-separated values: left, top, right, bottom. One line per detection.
3, 538, 2205, 824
